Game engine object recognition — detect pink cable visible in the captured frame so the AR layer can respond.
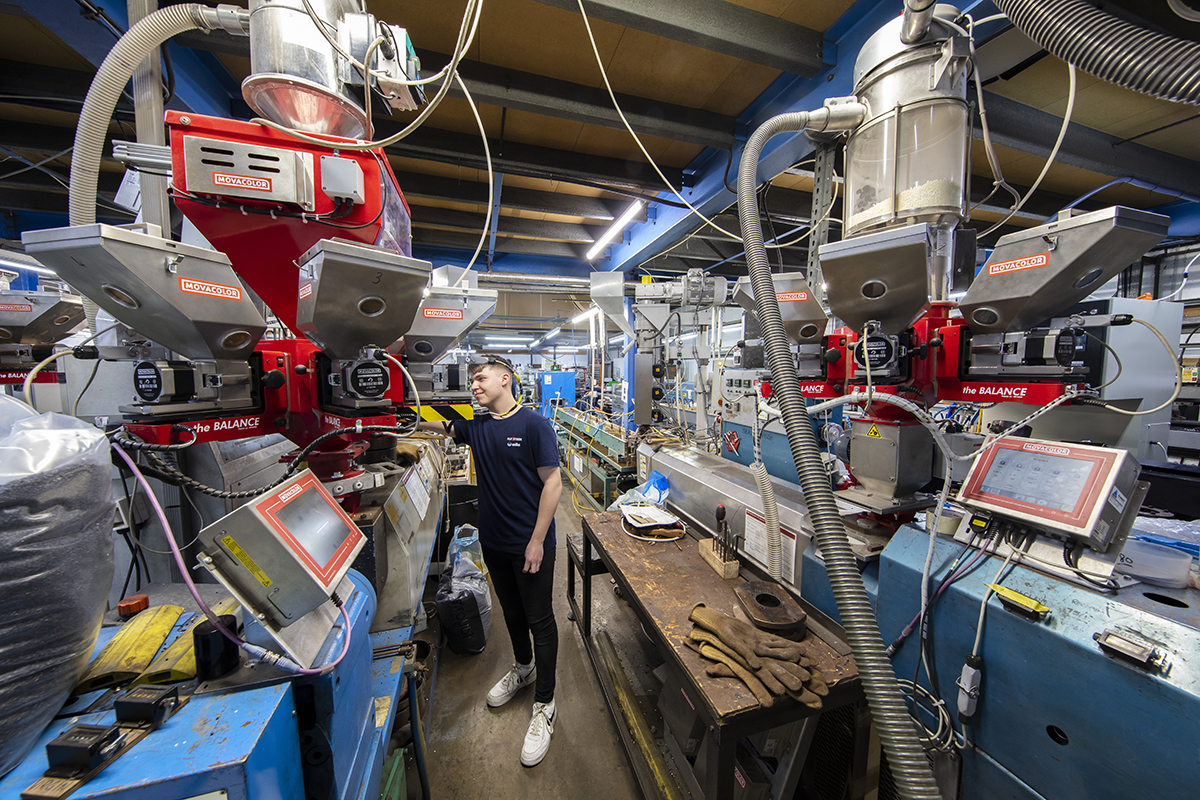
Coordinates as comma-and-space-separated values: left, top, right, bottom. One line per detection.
112, 443, 351, 675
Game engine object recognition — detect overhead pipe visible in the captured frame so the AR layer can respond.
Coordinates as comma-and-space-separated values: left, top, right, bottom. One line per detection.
994, 0, 1200, 105
901, 0, 938, 44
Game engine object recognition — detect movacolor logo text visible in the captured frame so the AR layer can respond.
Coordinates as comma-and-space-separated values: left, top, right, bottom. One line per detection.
423, 307, 464, 320
0, 303, 33, 312
1022, 442, 1071, 456
278, 484, 303, 502
179, 277, 243, 301
299, 282, 313, 300
777, 291, 809, 302
212, 172, 271, 192
987, 252, 1049, 277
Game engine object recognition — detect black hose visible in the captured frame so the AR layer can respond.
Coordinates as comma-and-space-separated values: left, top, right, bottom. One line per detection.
738, 108, 942, 799
408, 671, 432, 799
995, 0, 1200, 105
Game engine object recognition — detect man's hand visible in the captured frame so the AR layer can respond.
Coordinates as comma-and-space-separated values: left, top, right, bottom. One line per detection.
523, 539, 544, 573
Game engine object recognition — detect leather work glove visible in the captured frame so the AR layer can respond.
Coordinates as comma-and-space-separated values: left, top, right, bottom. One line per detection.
759, 657, 811, 693
685, 638, 774, 707
688, 627, 754, 670
705, 662, 824, 710
690, 604, 813, 664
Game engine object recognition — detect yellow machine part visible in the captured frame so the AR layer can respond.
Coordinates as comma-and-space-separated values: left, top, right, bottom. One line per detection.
74, 604, 184, 693
133, 598, 241, 686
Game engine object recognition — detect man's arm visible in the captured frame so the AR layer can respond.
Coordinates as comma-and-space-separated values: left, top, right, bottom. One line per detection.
524, 464, 562, 573
417, 420, 453, 435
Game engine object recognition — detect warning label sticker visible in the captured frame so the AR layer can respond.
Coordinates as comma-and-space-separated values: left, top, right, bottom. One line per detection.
221, 534, 272, 587
866, 424, 883, 439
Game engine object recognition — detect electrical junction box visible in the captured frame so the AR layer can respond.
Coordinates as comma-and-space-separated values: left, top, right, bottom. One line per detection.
320, 155, 366, 204
197, 470, 365, 629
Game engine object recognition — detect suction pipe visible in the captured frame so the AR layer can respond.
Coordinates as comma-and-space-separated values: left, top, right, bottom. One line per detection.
65, 4, 249, 333
738, 102, 943, 800
994, 0, 1200, 105
69, 5, 250, 229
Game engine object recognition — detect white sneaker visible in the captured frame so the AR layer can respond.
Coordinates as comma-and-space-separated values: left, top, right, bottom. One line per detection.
520, 699, 556, 767
486, 663, 536, 708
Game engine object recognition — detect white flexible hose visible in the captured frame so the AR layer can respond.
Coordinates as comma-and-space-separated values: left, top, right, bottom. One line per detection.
69, 5, 240, 228
750, 462, 782, 580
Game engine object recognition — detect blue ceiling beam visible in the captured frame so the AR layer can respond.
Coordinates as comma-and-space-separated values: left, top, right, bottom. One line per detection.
13, 0, 236, 119
597, 0, 903, 273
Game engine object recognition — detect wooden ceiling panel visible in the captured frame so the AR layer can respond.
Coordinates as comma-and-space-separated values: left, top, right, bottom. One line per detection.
969, 143, 1179, 210
496, 108, 588, 153
0, 14, 94, 71
571, 123, 678, 164
391, 156, 486, 184
473, 0, 623, 89
602, 28, 747, 109
779, 0, 858, 33
701, 61, 782, 115
372, 0, 486, 62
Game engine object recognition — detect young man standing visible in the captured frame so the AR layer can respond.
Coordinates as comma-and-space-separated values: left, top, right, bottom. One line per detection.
418, 356, 563, 766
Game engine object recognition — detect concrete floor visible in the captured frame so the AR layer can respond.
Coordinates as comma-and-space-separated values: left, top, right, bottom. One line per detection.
423, 491, 647, 799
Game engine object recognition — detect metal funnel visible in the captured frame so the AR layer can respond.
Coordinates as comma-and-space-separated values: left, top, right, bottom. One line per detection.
294, 239, 431, 360
818, 223, 938, 335
401, 266, 498, 363
22, 224, 266, 360
0, 290, 85, 344
590, 272, 635, 342
732, 274, 828, 344
960, 207, 1170, 333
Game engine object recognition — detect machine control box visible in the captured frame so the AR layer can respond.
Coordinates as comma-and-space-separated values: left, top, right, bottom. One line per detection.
957, 438, 1142, 551
198, 470, 365, 627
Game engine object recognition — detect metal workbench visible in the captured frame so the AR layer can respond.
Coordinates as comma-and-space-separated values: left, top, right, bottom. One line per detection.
569, 510, 861, 800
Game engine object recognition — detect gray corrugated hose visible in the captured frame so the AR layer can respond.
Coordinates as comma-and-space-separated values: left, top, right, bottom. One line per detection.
995, 0, 1200, 105
69, 4, 249, 230
67, 4, 249, 333
738, 105, 943, 800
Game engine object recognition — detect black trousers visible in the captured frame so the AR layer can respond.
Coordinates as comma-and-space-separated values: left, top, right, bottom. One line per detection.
482, 544, 558, 704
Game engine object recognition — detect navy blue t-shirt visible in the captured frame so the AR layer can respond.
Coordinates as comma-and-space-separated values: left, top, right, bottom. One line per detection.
452, 406, 559, 554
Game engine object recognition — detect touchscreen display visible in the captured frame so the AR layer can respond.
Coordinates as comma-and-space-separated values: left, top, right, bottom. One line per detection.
272, 488, 352, 569
978, 450, 1094, 514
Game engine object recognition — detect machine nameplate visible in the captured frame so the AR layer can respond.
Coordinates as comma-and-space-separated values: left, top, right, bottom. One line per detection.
212, 172, 271, 193
423, 307, 463, 319
986, 252, 1049, 276
221, 534, 273, 587
0, 303, 32, 312
178, 277, 243, 301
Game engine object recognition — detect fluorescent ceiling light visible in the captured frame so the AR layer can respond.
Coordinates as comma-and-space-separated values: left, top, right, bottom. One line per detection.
586, 199, 644, 261
544, 326, 561, 340
571, 307, 598, 324
485, 335, 534, 343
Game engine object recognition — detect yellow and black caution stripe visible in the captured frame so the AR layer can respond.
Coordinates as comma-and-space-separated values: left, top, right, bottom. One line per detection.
414, 404, 475, 423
